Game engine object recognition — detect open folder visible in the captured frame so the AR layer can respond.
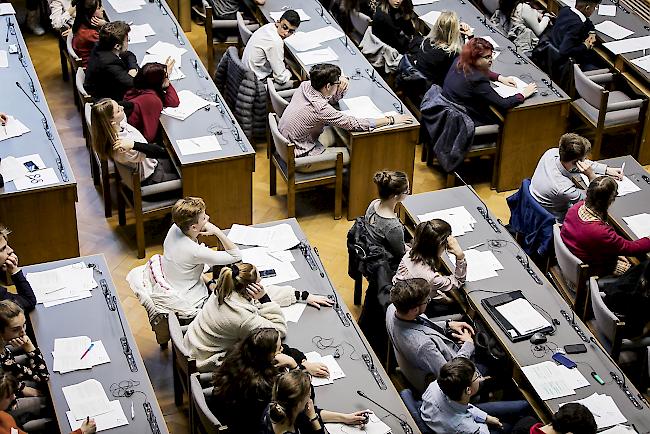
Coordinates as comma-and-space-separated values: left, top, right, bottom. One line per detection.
481, 290, 553, 342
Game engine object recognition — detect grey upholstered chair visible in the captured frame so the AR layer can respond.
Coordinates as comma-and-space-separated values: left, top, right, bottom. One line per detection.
349, 10, 371, 45
66, 32, 82, 107
571, 64, 647, 159
169, 313, 195, 407
189, 373, 229, 433
266, 77, 293, 117
236, 11, 258, 46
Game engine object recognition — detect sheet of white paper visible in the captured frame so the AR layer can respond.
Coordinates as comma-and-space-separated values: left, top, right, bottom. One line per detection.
281, 303, 307, 322
631, 54, 650, 73
240, 247, 301, 285
268, 250, 295, 262
296, 47, 339, 65
557, 364, 590, 389
229, 224, 299, 250
479, 35, 500, 48
84, 340, 111, 367
28, 263, 97, 304
418, 206, 477, 236
270, 9, 311, 21
623, 213, 650, 238
16, 154, 46, 170
106, 0, 142, 13
413, 0, 440, 4
177, 135, 222, 155
0, 156, 29, 182
162, 90, 216, 121
67, 400, 128, 432
419, 10, 442, 26
0, 3, 16, 14
128, 24, 155, 44
595, 20, 634, 40
140, 53, 185, 80
306, 352, 345, 386
306, 26, 345, 44
493, 77, 529, 98
450, 249, 502, 282
496, 298, 551, 335
340, 96, 384, 118
599, 425, 637, 434
62, 379, 112, 420
146, 41, 187, 66
285, 32, 322, 51
598, 4, 617, 16
522, 361, 577, 400
43, 291, 92, 307
0, 50, 7, 68
53, 336, 92, 373
564, 393, 627, 429
14, 168, 59, 190
603, 36, 650, 54
326, 413, 391, 434
579, 174, 640, 196
0, 116, 31, 142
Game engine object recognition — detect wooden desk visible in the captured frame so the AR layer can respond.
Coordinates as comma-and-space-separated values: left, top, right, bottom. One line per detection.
0, 14, 79, 266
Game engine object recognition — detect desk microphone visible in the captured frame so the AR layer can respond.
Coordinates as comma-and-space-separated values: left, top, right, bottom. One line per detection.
299, 241, 322, 276
313, 246, 350, 327
316, 4, 331, 24
156, 0, 167, 15
5, 16, 14, 42
363, 69, 405, 114
348, 314, 387, 390
454, 171, 501, 233
357, 390, 413, 433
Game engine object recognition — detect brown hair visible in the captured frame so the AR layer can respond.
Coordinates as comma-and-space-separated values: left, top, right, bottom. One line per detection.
269, 370, 311, 425
377, 0, 414, 20
90, 98, 118, 161
172, 197, 206, 233
215, 263, 259, 305
438, 358, 476, 401
97, 20, 130, 51
373, 170, 409, 200
410, 219, 452, 270
0, 372, 17, 401
558, 133, 591, 163
0, 301, 23, 334
585, 176, 617, 220
390, 278, 429, 314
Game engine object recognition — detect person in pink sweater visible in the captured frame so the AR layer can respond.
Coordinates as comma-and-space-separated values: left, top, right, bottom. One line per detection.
123, 61, 180, 143
560, 176, 650, 276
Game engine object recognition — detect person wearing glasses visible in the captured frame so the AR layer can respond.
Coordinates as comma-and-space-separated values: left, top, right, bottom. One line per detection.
242, 9, 300, 90
279, 63, 412, 172
420, 358, 529, 434
442, 37, 537, 126
385, 278, 475, 393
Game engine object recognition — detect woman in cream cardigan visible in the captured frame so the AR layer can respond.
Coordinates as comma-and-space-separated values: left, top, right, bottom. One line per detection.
184, 263, 332, 372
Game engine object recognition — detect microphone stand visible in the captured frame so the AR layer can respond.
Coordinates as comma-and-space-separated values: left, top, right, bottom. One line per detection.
454, 171, 501, 233
357, 390, 413, 433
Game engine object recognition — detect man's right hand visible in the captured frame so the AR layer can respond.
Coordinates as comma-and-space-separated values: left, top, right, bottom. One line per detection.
451, 328, 474, 343
576, 160, 596, 180
522, 83, 538, 98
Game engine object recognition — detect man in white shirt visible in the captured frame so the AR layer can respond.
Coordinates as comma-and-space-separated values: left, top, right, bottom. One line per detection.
242, 10, 300, 89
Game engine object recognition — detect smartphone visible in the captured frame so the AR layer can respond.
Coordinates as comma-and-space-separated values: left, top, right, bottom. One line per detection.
552, 352, 577, 369
564, 344, 587, 354
259, 269, 277, 278
23, 161, 39, 172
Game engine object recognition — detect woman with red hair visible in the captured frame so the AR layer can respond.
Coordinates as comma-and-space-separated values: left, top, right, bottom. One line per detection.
442, 37, 537, 125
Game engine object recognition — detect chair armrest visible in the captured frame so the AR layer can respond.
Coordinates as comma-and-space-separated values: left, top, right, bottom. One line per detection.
607, 99, 644, 112
277, 88, 297, 99
584, 68, 611, 77
475, 124, 500, 135
294, 151, 342, 168
141, 179, 182, 197
198, 372, 213, 384
211, 19, 238, 30
588, 73, 615, 84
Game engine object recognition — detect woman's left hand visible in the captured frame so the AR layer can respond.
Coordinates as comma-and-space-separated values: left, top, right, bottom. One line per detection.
305, 294, 334, 309
113, 138, 134, 153
302, 360, 330, 377
499, 76, 518, 87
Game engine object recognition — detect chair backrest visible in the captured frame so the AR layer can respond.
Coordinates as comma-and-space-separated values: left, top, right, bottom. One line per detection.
236, 12, 253, 45
114, 159, 138, 193
190, 373, 227, 433
268, 112, 291, 164
483, 0, 499, 14
573, 63, 605, 109
84, 103, 92, 132
350, 10, 371, 38
76, 68, 89, 98
553, 224, 584, 290
66, 31, 81, 63
169, 313, 195, 376
266, 78, 290, 117
398, 389, 434, 434
589, 277, 619, 345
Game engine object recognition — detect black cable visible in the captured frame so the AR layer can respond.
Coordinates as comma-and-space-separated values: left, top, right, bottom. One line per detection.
110, 380, 161, 434
312, 335, 361, 360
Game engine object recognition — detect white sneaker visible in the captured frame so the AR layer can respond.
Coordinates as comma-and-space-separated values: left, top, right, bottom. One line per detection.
26, 10, 45, 36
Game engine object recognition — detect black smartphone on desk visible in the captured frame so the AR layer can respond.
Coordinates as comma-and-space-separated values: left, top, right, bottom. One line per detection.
564, 344, 587, 354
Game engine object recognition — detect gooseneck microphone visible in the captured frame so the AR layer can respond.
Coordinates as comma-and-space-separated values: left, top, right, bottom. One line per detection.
454, 171, 501, 233
357, 390, 413, 434
313, 247, 350, 327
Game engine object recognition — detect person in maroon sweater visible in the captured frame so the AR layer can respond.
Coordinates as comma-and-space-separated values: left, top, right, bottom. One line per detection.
71, 0, 107, 68
560, 176, 650, 276
123, 61, 180, 143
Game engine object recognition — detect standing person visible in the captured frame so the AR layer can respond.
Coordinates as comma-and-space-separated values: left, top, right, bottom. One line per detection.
49, 0, 76, 36
372, 0, 417, 54
241, 9, 299, 90
71, 0, 106, 68
550, 0, 602, 70
0, 225, 36, 311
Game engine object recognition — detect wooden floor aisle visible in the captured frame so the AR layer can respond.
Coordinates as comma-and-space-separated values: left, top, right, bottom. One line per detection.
23, 22, 516, 433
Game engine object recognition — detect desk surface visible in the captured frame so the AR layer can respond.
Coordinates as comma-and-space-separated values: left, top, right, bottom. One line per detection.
231, 218, 421, 434
401, 188, 650, 429
26, 255, 169, 434
101, 0, 255, 166
0, 14, 76, 195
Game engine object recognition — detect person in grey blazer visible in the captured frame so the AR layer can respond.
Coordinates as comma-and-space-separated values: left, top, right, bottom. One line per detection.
386, 278, 475, 393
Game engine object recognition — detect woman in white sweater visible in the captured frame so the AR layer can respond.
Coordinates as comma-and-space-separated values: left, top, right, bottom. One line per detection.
184, 263, 332, 371
491, 0, 552, 52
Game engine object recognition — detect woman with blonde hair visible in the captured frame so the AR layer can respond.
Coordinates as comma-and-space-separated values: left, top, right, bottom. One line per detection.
90, 98, 178, 185
183, 263, 332, 371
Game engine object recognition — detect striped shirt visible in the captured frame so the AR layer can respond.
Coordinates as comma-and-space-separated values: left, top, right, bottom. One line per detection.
278, 81, 374, 157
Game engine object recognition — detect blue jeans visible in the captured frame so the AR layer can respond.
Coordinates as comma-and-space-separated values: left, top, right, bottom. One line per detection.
476, 400, 531, 434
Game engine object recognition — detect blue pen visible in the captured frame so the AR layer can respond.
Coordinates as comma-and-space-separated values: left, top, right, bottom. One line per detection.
80, 343, 95, 360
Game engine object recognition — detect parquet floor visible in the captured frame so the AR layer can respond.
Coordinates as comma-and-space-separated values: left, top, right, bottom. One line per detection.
23, 20, 521, 433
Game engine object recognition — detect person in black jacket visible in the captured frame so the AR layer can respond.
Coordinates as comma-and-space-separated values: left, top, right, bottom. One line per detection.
84, 21, 139, 104
550, 0, 602, 70
442, 37, 537, 125
372, 0, 418, 54
0, 225, 36, 312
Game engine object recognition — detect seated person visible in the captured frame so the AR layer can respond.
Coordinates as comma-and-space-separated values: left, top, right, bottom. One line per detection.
0, 224, 36, 311
386, 278, 474, 392
413, 11, 471, 88
85, 21, 138, 103
513, 403, 596, 434
161, 197, 241, 313
530, 133, 623, 222
71, 0, 106, 68
330, 0, 375, 34
184, 263, 331, 371
561, 176, 650, 276
550, 0, 602, 70
365, 170, 410, 262
258, 370, 368, 433
393, 220, 466, 317
420, 358, 529, 434
278, 63, 411, 172
491, 0, 551, 53
90, 98, 178, 185
372, 0, 418, 54
210, 328, 330, 432
443, 37, 537, 126
0, 372, 97, 434
241, 9, 299, 90
49, 0, 76, 36
123, 61, 180, 143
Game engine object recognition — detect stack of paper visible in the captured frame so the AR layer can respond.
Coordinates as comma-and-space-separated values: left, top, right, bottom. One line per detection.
341, 96, 384, 118
128, 24, 156, 44
295, 47, 339, 65
270, 9, 311, 21
564, 393, 627, 429
327, 412, 391, 434
631, 54, 650, 73
62, 379, 128, 431
598, 4, 617, 16
26, 262, 98, 307
623, 213, 650, 238
521, 361, 589, 400
146, 41, 187, 68
594, 21, 634, 40
228, 223, 300, 251
305, 351, 345, 386
106, 0, 145, 13
495, 298, 550, 334
418, 206, 477, 237
494, 77, 531, 98
140, 53, 185, 80
419, 10, 442, 26
162, 90, 216, 120
285, 32, 322, 51
176, 135, 222, 156
603, 36, 650, 54
0, 156, 29, 182
67, 400, 128, 432
0, 116, 31, 142
305, 26, 345, 44
53, 337, 110, 373
458, 249, 504, 282
580, 174, 641, 196
240, 247, 300, 286
286, 26, 344, 55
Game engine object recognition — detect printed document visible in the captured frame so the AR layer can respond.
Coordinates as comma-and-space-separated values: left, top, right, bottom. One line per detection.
494, 77, 530, 98
14, 168, 59, 190
340, 96, 384, 118
0, 156, 29, 182
240, 247, 300, 285
305, 352, 345, 386
521, 361, 577, 400
594, 21, 634, 40
67, 400, 128, 432
327, 412, 391, 434
603, 36, 650, 55
598, 4, 617, 16
62, 379, 112, 420
177, 135, 222, 155
580, 174, 640, 196
306, 26, 345, 44
495, 298, 551, 335
285, 32, 322, 51
162, 90, 216, 121
296, 47, 339, 65
228, 223, 300, 251
106, 0, 143, 13
623, 213, 650, 238
631, 54, 650, 73
0, 116, 31, 142
563, 393, 626, 429
418, 206, 477, 236
128, 24, 155, 44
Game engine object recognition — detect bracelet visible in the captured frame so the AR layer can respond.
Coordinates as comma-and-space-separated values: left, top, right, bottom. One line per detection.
309, 414, 319, 422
